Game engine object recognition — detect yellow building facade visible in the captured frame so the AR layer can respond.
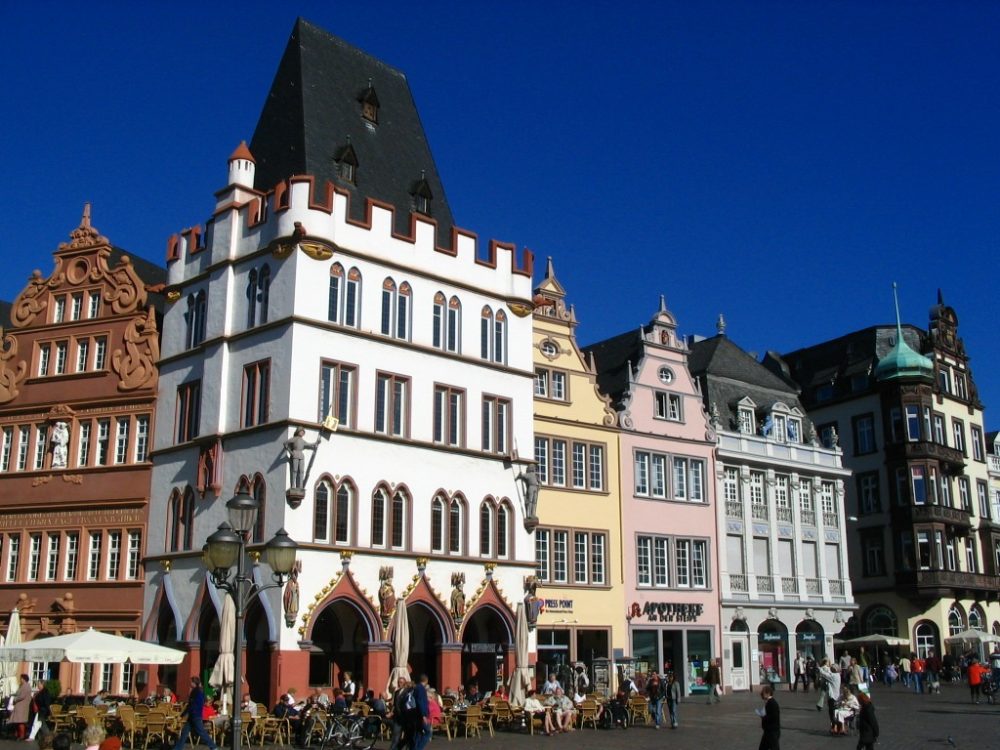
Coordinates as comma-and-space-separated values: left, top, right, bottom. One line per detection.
529, 260, 625, 694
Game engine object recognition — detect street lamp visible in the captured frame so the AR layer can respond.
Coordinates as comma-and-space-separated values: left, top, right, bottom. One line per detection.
203, 488, 298, 750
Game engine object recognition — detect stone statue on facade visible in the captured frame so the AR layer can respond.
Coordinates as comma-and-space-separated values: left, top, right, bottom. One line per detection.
283, 560, 302, 628
378, 566, 396, 625
523, 575, 541, 628
284, 427, 320, 490
515, 464, 540, 531
450, 572, 466, 622
51, 421, 69, 468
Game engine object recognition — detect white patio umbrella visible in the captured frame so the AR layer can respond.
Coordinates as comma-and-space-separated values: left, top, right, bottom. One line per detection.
0, 628, 184, 664
508, 603, 531, 707
387, 599, 410, 693
0, 609, 22, 698
944, 629, 1000, 646
841, 634, 910, 648
209, 594, 236, 714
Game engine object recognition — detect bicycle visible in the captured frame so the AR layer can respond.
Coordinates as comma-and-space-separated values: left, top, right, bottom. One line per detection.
317, 710, 383, 750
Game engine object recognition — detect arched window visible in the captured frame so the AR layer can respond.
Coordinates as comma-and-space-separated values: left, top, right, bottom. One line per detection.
446, 297, 460, 352
433, 293, 446, 349
166, 490, 180, 552
171, 487, 194, 551
493, 310, 507, 364
993, 621, 1000, 637
251, 474, 266, 544
969, 605, 985, 632
914, 621, 937, 658
185, 291, 208, 349
380, 279, 412, 340
480, 307, 493, 360
328, 265, 361, 327
948, 604, 966, 636
372, 487, 407, 550
247, 269, 258, 328
479, 501, 493, 557
258, 265, 270, 324
864, 605, 897, 636
313, 478, 354, 545
431, 494, 465, 555
496, 500, 511, 559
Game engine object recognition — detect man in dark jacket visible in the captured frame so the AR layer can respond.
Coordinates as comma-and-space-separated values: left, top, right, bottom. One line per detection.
402, 674, 430, 750
856, 690, 879, 750
757, 684, 780, 750
172, 677, 218, 750
31, 680, 52, 739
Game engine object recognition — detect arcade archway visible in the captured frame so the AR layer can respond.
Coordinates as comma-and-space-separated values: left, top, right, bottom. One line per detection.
462, 607, 513, 695
310, 600, 373, 689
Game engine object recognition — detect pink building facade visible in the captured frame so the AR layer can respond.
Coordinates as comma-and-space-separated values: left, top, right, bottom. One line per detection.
587, 299, 721, 696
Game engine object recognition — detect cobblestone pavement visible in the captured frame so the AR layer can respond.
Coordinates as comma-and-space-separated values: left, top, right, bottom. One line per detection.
4, 682, 995, 750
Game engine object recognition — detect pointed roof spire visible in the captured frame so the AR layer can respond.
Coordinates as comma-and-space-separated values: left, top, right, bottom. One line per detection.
716, 313, 727, 336
229, 141, 255, 163
875, 282, 934, 383
659, 294, 668, 313
545, 256, 556, 280
81, 202, 92, 229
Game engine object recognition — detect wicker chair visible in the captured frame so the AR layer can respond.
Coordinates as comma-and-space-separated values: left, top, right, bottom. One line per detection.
577, 700, 599, 730
461, 705, 486, 739
628, 696, 651, 726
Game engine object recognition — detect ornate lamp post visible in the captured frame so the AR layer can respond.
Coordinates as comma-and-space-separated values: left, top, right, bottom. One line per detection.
203, 488, 298, 750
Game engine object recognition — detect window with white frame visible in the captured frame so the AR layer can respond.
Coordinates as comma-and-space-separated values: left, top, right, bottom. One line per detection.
76, 422, 91, 467
933, 414, 946, 445
955, 372, 969, 400
672, 457, 705, 501
774, 475, 790, 507
328, 264, 361, 327
319, 361, 356, 429
375, 373, 409, 437
33, 425, 46, 470
820, 481, 836, 514
481, 396, 510, 455
978, 482, 990, 520
535, 529, 550, 581
958, 477, 972, 512
94, 337, 107, 370
971, 425, 985, 461
799, 480, 814, 511
114, 418, 130, 464
87, 532, 102, 580
88, 291, 101, 319
550, 440, 566, 486
0, 427, 11, 472
53, 296, 65, 323
134, 416, 150, 463
126, 531, 141, 580
737, 406, 755, 434
100, 664, 113, 692
96, 418, 111, 465
552, 529, 567, 583
535, 436, 604, 491
5, 535, 19, 582
433, 385, 464, 447
953, 419, 966, 453
723, 468, 739, 504
749, 471, 765, 506
534, 368, 567, 401
38, 344, 50, 376
634, 450, 704, 501
70, 293, 83, 321
76, 338, 90, 373
654, 391, 682, 421
106, 531, 121, 580
27, 534, 41, 581
45, 533, 60, 581
64, 533, 78, 580
636, 535, 708, 589
16, 426, 29, 471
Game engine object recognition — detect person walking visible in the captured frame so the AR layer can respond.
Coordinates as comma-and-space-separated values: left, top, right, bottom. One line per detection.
665, 671, 681, 729
756, 684, 780, 750
911, 653, 925, 694
645, 672, 664, 728
817, 659, 841, 730
11, 674, 32, 740
401, 674, 430, 750
858, 647, 870, 684
856, 690, 879, 750
30, 679, 52, 740
792, 654, 805, 692
172, 677, 218, 750
925, 650, 942, 694
705, 659, 722, 704
968, 656, 986, 704
899, 653, 911, 688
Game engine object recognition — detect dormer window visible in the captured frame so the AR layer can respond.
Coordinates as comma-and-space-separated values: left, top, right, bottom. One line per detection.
334, 140, 359, 185
738, 407, 755, 435
359, 80, 380, 125
787, 417, 802, 443
411, 172, 433, 216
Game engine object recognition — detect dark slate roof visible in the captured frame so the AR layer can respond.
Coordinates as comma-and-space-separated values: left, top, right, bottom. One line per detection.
0, 300, 11, 329
689, 335, 811, 432
583, 328, 644, 408
250, 19, 455, 242
108, 247, 166, 289
778, 324, 927, 405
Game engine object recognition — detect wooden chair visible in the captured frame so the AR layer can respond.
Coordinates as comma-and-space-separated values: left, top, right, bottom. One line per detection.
133, 704, 150, 716
142, 715, 170, 750
256, 715, 289, 747
432, 710, 454, 741
462, 705, 486, 739
577, 700, 599, 730
490, 701, 515, 731
526, 708, 546, 735
117, 705, 137, 747
304, 712, 328, 746
628, 696, 651, 726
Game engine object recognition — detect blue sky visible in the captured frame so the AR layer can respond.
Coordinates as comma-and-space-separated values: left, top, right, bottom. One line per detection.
2, 1, 998, 426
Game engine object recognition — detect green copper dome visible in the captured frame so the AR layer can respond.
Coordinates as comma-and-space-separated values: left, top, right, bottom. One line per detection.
875, 284, 934, 383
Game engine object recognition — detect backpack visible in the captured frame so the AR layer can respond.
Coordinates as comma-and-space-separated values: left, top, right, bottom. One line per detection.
403, 688, 417, 712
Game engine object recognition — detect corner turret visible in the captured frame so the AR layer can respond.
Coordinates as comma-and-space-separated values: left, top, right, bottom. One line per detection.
228, 141, 256, 188
875, 283, 933, 383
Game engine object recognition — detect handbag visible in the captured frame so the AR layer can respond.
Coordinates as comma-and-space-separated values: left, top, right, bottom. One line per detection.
714, 685, 723, 696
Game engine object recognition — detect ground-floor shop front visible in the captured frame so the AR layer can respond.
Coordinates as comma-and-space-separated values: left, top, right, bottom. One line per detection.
720, 603, 848, 692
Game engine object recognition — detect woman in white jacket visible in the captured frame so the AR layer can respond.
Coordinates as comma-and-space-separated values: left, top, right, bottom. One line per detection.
816, 659, 841, 730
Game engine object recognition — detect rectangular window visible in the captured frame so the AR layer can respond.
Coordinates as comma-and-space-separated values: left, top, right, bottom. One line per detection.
551, 440, 566, 486
572, 443, 586, 489
553, 530, 568, 583
107, 531, 121, 580
535, 438, 548, 485
551, 371, 566, 400
971, 426, 984, 461
134, 416, 149, 463
94, 337, 107, 370
953, 419, 965, 453
724, 468, 740, 504
911, 466, 927, 504
76, 338, 90, 372
53, 297, 65, 323
774, 475, 790, 507
33, 425, 46, 470
100, 664, 113, 693
16, 426, 29, 471
906, 405, 921, 441
738, 408, 755, 434
574, 532, 588, 584
433, 385, 464, 447
858, 472, 881, 514
27, 534, 41, 581
95, 419, 111, 466
38, 344, 50, 376
71, 293, 83, 321
955, 372, 969, 399
77, 422, 91, 467
126, 531, 141, 580
653, 537, 669, 586
654, 392, 682, 421
692, 540, 707, 588
965, 538, 977, 574
87, 532, 102, 580
854, 414, 876, 454
958, 478, 972, 512
933, 414, 946, 445
64, 533, 78, 581
319, 361, 356, 429
535, 529, 550, 581
820, 481, 836, 514
863, 533, 884, 576
114, 417, 130, 464
376, 374, 409, 437
241, 361, 271, 428
675, 540, 690, 587
750, 471, 765, 505
176, 381, 201, 443
591, 533, 606, 584
54, 341, 67, 374
481, 396, 510, 454
634, 452, 649, 496
651, 454, 667, 497
88, 291, 101, 319
5, 535, 20, 582
0, 427, 11, 472
589, 445, 604, 491
445, 304, 459, 353
978, 482, 990, 519
534, 368, 548, 398
45, 534, 60, 581
637, 536, 652, 586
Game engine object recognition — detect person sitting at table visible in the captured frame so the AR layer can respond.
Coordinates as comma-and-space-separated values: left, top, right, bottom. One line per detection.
443, 686, 460, 701
241, 694, 258, 717
309, 687, 330, 709
202, 700, 226, 730
607, 688, 630, 729
545, 687, 575, 733
329, 688, 348, 713
426, 689, 444, 728
492, 684, 509, 702
465, 682, 482, 705
92, 690, 110, 707
365, 690, 387, 717
542, 674, 561, 695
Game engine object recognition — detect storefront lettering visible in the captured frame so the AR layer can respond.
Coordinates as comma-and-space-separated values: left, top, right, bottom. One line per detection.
542, 598, 573, 613
637, 602, 704, 623
0, 507, 143, 529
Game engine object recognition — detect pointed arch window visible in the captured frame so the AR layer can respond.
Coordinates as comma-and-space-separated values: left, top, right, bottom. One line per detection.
247, 269, 258, 328
433, 294, 461, 352
251, 474, 266, 544
480, 307, 493, 360
380, 278, 412, 340
258, 265, 270, 324
479, 498, 512, 559
328, 264, 361, 327
167, 488, 195, 552
313, 478, 354, 545
372, 487, 408, 550
431, 494, 465, 555
186, 290, 207, 348
480, 307, 506, 363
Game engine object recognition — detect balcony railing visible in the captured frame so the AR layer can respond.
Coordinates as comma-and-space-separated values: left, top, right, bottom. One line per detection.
989, 454, 1000, 474
896, 503, 972, 529
805, 578, 822, 595
729, 574, 748, 592
757, 575, 774, 593
886, 440, 966, 471
776, 507, 793, 523
829, 579, 844, 595
782, 577, 798, 594
726, 501, 743, 519
801, 510, 816, 526
751, 504, 769, 521
823, 512, 839, 527
896, 569, 1000, 595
